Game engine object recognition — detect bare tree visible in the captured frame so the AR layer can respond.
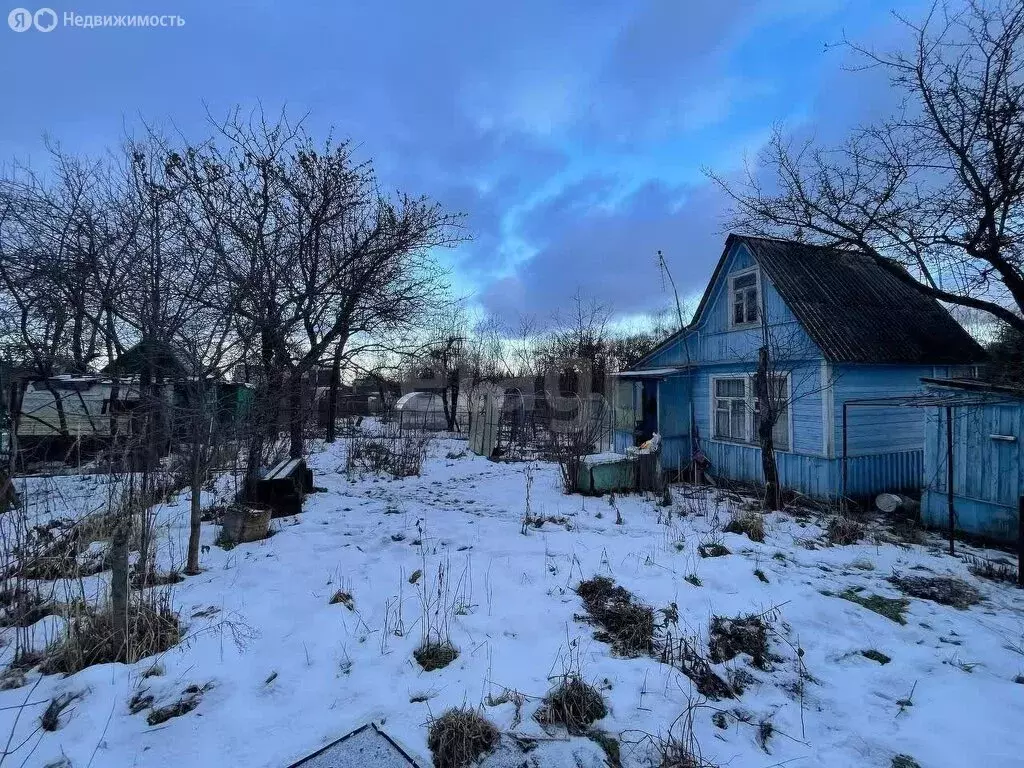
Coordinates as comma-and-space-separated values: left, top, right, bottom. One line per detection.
169, 108, 460, 492
712, 0, 1024, 334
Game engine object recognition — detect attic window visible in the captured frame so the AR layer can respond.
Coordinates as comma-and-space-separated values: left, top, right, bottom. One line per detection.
730, 270, 759, 327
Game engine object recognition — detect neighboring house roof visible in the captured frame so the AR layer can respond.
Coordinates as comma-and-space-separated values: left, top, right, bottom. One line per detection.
102, 340, 191, 379
634, 234, 988, 368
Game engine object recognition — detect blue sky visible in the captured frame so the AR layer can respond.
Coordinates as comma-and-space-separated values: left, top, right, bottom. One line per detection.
0, 0, 929, 324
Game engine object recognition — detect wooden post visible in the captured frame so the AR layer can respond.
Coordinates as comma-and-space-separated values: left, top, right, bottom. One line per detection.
1017, 496, 1024, 588
841, 402, 848, 509
946, 406, 955, 556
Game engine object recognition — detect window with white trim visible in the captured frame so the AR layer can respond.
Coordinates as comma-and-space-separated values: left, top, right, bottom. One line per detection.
712, 374, 791, 450
714, 378, 748, 442
730, 270, 759, 326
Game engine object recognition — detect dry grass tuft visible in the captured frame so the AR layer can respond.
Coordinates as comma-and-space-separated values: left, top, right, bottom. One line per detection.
659, 635, 734, 700
0, 588, 57, 628
40, 691, 82, 731
427, 707, 499, 768
575, 576, 655, 656
414, 640, 459, 671
724, 512, 765, 542
128, 690, 154, 715
534, 675, 607, 734
146, 683, 210, 726
891, 575, 981, 609
836, 588, 909, 624
963, 554, 1017, 584
708, 614, 771, 670
329, 590, 354, 610
862, 649, 891, 665
588, 729, 621, 767
658, 738, 718, 767
41, 599, 180, 675
826, 516, 864, 545
697, 543, 730, 558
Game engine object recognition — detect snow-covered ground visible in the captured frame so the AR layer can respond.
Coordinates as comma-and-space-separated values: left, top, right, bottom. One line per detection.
4, 434, 1024, 768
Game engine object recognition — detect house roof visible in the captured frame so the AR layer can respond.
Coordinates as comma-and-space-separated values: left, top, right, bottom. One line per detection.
738, 235, 986, 364
633, 234, 987, 368
102, 340, 191, 379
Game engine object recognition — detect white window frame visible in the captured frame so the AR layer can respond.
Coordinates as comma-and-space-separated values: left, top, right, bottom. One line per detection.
712, 376, 749, 443
709, 372, 793, 452
728, 266, 761, 329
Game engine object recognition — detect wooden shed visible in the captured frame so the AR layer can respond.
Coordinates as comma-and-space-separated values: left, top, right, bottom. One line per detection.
920, 379, 1024, 543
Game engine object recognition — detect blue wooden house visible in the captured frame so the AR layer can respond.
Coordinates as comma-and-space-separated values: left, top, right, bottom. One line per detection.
615, 235, 986, 500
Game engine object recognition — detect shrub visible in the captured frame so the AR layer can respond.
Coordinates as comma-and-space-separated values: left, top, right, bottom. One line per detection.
427, 708, 499, 768
345, 425, 430, 479
534, 675, 607, 734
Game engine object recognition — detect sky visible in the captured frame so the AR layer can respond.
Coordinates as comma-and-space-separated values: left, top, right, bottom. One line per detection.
0, 0, 931, 327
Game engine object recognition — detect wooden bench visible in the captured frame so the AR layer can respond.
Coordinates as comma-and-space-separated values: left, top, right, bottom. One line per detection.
255, 457, 314, 517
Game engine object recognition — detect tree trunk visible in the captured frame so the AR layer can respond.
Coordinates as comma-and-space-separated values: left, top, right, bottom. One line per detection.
185, 470, 203, 575
754, 346, 782, 511
326, 346, 342, 443
289, 371, 304, 458
43, 382, 69, 438
444, 375, 460, 432
185, 396, 206, 575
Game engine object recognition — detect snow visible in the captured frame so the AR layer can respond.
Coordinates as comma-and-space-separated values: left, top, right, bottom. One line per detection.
582, 452, 627, 466
3, 434, 1024, 767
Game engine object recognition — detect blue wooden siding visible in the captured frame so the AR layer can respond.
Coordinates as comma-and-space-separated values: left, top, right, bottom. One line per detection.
833, 365, 933, 456
698, 441, 921, 499
646, 242, 820, 369
921, 402, 1024, 542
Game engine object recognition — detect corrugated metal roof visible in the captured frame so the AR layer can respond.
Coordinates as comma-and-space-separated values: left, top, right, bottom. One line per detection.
737, 235, 988, 364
